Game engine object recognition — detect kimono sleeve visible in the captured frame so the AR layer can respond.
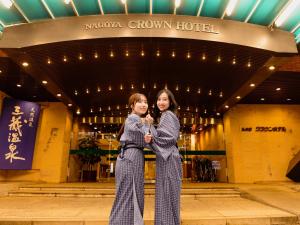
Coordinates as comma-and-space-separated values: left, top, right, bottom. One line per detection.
149, 111, 179, 161
125, 114, 147, 145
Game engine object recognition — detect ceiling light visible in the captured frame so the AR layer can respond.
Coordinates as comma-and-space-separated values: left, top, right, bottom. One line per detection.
217, 56, 221, 62
97, 87, 101, 92
247, 62, 251, 67
232, 58, 236, 65
225, 0, 238, 16
125, 51, 129, 57
47, 58, 51, 64
57, 93, 61, 97
276, 87, 281, 91
275, 0, 300, 27
68, 103, 72, 107
250, 83, 255, 87
176, 85, 179, 91
141, 50, 145, 56
74, 90, 78, 95
186, 87, 190, 92
1, 0, 12, 9
260, 98, 265, 101
94, 52, 99, 58
216, 112, 220, 116
63, 56, 67, 62
142, 83, 145, 89
0, 70, 2, 73
269, 65, 275, 70
76, 109, 80, 115
175, 0, 181, 8
79, 54, 83, 60
202, 54, 206, 60
286, 98, 291, 101
236, 96, 241, 99
86, 88, 89, 94
42, 80, 48, 85
197, 88, 201, 94
153, 83, 157, 89
186, 52, 191, 59
22, 62, 29, 67
110, 51, 114, 58
109, 85, 112, 91
156, 50, 160, 57
172, 51, 176, 58
16, 84, 22, 87
120, 84, 123, 90
219, 91, 223, 97
225, 105, 229, 109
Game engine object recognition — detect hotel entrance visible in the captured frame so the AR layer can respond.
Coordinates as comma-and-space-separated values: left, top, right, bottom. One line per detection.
0, 1, 299, 184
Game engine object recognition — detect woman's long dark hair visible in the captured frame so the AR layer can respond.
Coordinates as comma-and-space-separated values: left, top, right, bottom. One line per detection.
153, 89, 179, 122
117, 93, 147, 141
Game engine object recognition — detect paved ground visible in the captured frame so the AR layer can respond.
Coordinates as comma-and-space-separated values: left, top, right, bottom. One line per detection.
0, 182, 299, 225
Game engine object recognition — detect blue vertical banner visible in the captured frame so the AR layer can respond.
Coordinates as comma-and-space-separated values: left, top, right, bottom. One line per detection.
0, 98, 41, 170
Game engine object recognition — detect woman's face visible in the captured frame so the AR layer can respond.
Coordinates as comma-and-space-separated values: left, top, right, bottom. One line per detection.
157, 92, 170, 112
132, 95, 148, 116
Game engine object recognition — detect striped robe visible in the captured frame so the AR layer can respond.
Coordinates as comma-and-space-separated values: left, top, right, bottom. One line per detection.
109, 113, 147, 225
149, 110, 182, 225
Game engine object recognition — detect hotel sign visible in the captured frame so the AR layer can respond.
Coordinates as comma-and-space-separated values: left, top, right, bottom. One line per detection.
84, 20, 219, 34
241, 126, 287, 132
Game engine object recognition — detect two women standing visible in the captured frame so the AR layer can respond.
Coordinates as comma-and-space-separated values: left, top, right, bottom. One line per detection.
109, 89, 182, 225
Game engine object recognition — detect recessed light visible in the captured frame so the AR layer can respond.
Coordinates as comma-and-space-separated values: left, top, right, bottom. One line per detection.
42, 80, 48, 85
57, 93, 62, 97
16, 84, 22, 87
269, 65, 275, 70
260, 98, 265, 101
68, 103, 72, 107
236, 96, 241, 99
250, 83, 255, 87
286, 98, 291, 101
22, 62, 29, 67
225, 105, 229, 108
0, 70, 2, 73
276, 87, 281, 91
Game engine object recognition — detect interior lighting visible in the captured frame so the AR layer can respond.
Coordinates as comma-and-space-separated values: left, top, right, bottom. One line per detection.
1, 0, 12, 8
57, 93, 61, 97
225, 0, 238, 16
22, 62, 29, 67
276, 87, 281, 91
269, 65, 275, 70
42, 80, 48, 85
250, 83, 255, 87
64, 0, 71, 4
275, 0, 300, 27
156, 50, 160, 57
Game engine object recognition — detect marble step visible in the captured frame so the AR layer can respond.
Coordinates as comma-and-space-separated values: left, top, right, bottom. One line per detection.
9, 187, 241, 198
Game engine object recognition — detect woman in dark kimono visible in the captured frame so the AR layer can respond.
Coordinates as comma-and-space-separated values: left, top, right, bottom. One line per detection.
109, 93, 148, 225
145, 89, 182, 225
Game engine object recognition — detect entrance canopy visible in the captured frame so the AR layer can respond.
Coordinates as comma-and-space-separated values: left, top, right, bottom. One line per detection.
0, 0, 300, 132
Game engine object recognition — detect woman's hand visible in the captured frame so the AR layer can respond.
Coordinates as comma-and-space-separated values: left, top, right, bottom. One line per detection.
145, 114, 154, 125
144, 134, 152, 143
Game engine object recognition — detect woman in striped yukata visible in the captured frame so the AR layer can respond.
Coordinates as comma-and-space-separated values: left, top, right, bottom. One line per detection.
109, 93, 149, 225
145, 89, 182, 225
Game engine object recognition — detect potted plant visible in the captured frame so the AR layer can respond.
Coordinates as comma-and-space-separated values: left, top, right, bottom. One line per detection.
78, 136, 102, 182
